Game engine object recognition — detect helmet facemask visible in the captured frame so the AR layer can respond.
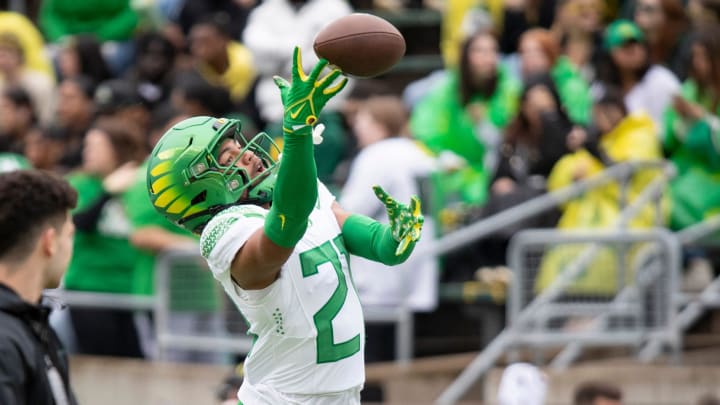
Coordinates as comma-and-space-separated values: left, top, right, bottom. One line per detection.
203, 123, 280, 207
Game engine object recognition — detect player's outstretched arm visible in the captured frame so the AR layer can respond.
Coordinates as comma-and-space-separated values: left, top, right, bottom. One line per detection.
230, 47, 347, 289
334, 186, 424, 266
265, 47, 347, 246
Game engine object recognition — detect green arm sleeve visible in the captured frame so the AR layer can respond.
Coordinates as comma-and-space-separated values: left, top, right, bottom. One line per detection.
264, 127, 317, 248
342, 214, 416, 266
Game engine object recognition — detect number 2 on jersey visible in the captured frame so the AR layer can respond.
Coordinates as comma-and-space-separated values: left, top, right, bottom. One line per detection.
300, 235, 360, 363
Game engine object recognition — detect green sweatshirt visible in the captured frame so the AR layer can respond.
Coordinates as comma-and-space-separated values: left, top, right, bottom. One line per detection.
64, 173, 139, 294
410, 66, 520, 205
663, 80, 720, 229
40, 0, 138, 42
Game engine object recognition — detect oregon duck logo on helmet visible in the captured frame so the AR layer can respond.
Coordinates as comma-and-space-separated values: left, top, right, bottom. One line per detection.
147, 116, 280, 234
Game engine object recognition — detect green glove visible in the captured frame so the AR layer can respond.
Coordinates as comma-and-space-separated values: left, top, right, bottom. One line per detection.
372, 185, 424, 255
273, 47, 348, 134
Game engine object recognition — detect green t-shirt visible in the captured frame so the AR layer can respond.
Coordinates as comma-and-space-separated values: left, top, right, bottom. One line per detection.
410, 66, 521, 205
63, 173, 139, 294
125, 160, 188, 295
126, 161, 218, 311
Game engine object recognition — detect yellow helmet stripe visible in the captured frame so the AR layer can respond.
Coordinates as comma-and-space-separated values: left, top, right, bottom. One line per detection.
153, 188, 180, 209
151, 174, 174, 194
167, 196, 192, 214
150, 160, 173, 177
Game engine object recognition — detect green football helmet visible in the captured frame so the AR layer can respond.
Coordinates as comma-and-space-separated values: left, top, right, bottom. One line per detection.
147, 116, 280, 234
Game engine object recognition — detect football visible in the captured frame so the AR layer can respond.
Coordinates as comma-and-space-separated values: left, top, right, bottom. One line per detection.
313, 13, 406, 78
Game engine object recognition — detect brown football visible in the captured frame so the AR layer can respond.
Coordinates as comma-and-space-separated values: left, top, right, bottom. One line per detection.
313, 13, 406, 78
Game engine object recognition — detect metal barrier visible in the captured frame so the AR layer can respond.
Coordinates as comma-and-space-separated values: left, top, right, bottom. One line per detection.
436, 228, 681, 405
44, 290, 156, 311
435, 161, 675, 405
637, 214, 720, 362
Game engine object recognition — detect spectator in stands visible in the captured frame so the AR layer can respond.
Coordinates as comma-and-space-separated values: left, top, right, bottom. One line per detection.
94, 79, 152, 136
0, 170, 78, 405
633, 0, 692, 81
171, 70, 235, 118
242, 0, 353, 183
438, 0, 497, 69
494, 73, 575, 206
552, 0, 605, 83
497, 0, 558, 55
573, 381, 623, 405
24, 128, 66, 173
125, 105, 193, 296
411, 31, 521, 207
469, 73, 573, 268
519, 28, 593, 125
593, 19, 680, 130
535, 88, 664, 295
63, 118, 148, 358
124, 31, 177, 109
174, 0, 257, 41
39, 0, 139, 74
56, 34, 113, 84
0, 32, 56, 126
189, 13, 256, 104
55, 76, 97, 171
0, 11, 55, 79
0, 86, 37, 155
663, 23, 720, 231
340, 95, 438, 361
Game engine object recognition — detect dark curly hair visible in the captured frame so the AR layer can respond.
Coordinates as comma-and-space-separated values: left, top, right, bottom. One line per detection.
0, 170, 78, 262
574, 381, 622, 405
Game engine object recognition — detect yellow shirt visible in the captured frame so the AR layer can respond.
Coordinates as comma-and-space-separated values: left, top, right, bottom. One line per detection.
198, 41, 256, 102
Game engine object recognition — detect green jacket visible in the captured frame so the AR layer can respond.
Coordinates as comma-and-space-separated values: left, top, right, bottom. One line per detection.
664, 80, 720, 174
40, 0, 138, 42
663, 80, 720, 229
551, 56, 592, 126
410, 66, 520, 204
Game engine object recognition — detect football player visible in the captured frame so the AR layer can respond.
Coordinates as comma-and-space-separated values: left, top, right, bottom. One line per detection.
147, 47, 423, 404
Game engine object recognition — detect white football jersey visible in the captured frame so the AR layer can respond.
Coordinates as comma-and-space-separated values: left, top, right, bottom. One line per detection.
200, 182, 365, 395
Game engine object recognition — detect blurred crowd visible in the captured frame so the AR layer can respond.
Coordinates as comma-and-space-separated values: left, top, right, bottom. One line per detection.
0, 0, 718, 367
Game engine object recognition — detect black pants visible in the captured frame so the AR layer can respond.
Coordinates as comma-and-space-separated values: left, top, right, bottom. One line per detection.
69, 308, 144, 358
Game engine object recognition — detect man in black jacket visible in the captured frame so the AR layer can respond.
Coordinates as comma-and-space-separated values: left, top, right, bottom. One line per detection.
0, 169, 79, 405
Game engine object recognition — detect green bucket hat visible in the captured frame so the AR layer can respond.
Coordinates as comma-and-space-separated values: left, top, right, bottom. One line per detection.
604, 19, 645, 50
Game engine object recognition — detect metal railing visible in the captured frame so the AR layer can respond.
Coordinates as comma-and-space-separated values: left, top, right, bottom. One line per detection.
435, 161, 675, 404
436, 228, 681, 405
